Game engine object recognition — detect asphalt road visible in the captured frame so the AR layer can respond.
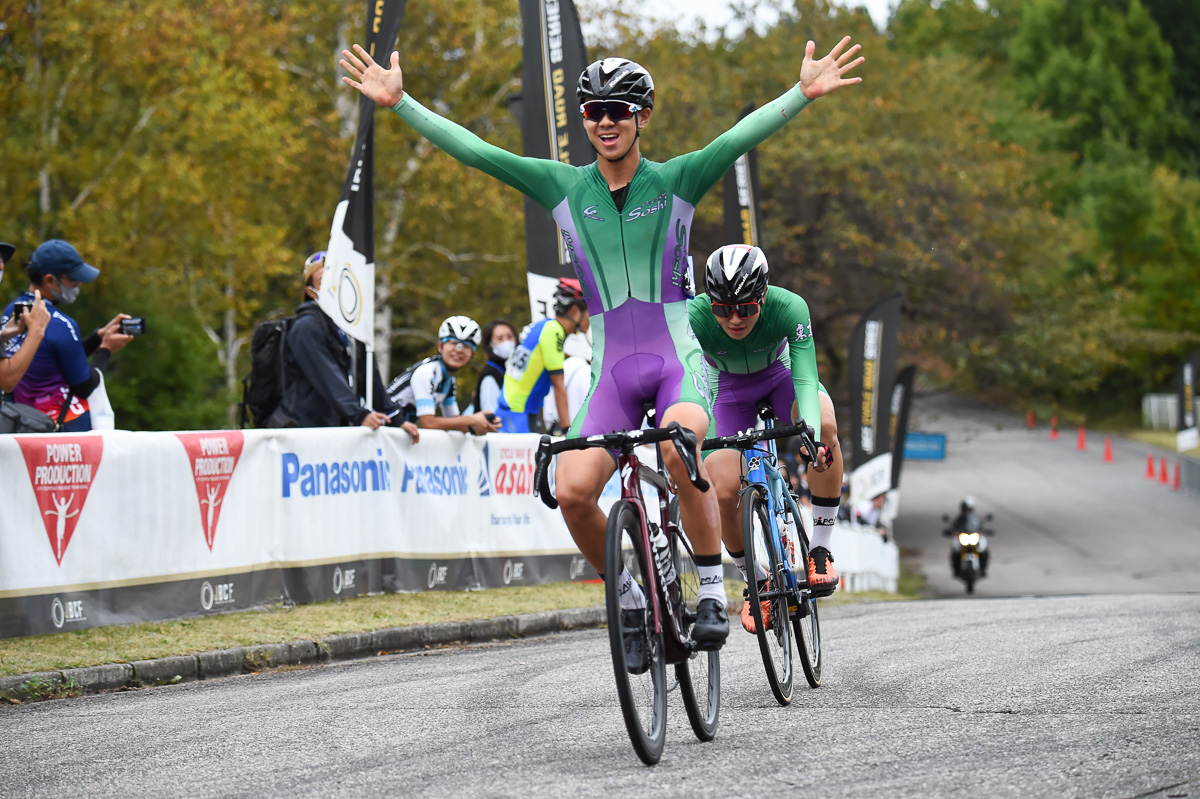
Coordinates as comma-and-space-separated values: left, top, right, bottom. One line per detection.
2, 396, 1198, 797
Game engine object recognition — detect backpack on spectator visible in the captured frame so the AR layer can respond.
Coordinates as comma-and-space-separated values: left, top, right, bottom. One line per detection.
240, 317, 293, 428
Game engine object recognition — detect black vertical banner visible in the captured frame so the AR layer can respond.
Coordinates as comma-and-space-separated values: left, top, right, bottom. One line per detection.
342, 0, 409, 263
722, 103, 765, 247
889, 364, 916, 489
847, 292, 902, 471
517, 0, 592, 319
320, 0, 408, 348
1179, 352, 1198, 431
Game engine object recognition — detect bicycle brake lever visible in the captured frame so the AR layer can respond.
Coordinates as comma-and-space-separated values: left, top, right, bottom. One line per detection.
668, 423, 710, 493
533, 435, 559, 510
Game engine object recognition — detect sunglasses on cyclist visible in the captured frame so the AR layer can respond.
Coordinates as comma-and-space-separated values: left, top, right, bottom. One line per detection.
579, 100, 642, 122
440, 337, 476, 352
710, 300, 761, 319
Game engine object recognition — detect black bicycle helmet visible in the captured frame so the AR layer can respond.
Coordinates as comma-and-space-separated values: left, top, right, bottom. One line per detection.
577, 58, 655, 108
705, 245, 769, 304
553, 277, 586, 315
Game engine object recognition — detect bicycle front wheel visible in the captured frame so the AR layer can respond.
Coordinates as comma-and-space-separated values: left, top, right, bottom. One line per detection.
605, 500, 668, 765
671, 497, 720, 741
789, 503, 822, 688
743, 487, 794, 706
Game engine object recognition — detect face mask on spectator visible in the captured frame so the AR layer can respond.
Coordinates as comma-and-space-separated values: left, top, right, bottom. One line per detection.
492, 340, 516, 360
52, 281, 80, 305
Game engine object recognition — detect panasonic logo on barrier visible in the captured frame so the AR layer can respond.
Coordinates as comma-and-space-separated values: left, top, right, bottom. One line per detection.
401, 458, 469, 496
282, 450, 392, 498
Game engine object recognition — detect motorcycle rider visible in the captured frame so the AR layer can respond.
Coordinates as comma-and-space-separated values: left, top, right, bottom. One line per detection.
943, 495, 990, 578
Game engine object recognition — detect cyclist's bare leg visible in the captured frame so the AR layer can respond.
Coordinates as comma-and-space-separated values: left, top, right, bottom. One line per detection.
706, 448, 747, 554
658, 401, 721, 557
555, 447, 617, 573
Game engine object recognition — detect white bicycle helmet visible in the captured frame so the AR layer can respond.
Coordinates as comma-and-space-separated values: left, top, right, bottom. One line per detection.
439, 315, 482, 347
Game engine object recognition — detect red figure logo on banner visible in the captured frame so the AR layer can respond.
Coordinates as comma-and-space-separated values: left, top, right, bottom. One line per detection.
175, 432, 245, 550
16, 437, 105, 565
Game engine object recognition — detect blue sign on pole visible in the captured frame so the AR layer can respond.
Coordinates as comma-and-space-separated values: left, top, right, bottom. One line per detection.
903, 432, 946, 461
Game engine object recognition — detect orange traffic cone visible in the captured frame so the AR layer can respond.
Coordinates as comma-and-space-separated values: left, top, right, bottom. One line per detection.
1173, 462, 1181, 491
1026, 410, 1035, 430
1160, 457, 1170, 484
1103, 437, 1114, 463
1050, 415, 1059, 440
1077, 427, 1086, 451
1146, 452, 1156, 479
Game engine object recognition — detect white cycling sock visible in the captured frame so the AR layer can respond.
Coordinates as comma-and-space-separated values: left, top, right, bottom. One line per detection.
810, 497, 840, 551
728, 550, 768, 583
696, 564, 726, 605
618, 568, 646, 610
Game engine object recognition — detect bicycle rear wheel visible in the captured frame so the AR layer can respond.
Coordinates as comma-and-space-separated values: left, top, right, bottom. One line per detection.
670, 497, 720, 741
788, 503, 822, 688
743, 487, 793, 706
605, 500, 668, 765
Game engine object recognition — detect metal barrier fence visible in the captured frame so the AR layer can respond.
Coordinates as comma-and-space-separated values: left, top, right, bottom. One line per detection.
1142, 393, 1200, 431
1181, 455, 1200, 497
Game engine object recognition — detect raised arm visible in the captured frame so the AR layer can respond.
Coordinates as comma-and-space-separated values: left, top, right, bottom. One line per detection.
340, 45, 572, 210
672, 36, 864, 203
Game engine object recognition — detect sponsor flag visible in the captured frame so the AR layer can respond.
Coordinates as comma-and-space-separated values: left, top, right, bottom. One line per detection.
16, 437, 104, 565
1177, 352, 1198, 432
722, 103, 765, 248
175, 432, 245, 550
888, 364, 916, 489
516, 0, 592, 320
846, 292, 901, 501
317, 0, 409, 346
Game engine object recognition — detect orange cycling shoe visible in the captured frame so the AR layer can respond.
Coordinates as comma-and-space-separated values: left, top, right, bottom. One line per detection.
740, 579, 772, 634
807, 546, 839, 597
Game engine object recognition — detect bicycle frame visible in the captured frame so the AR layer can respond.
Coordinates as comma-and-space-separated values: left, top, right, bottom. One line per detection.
617, 445, 696, 665
740, 417, 808, 592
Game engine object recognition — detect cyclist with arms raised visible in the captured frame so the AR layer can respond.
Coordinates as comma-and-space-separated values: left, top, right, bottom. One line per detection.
341, 37, 864, 649
691, 245, 844, 634
496, 278, 589, 434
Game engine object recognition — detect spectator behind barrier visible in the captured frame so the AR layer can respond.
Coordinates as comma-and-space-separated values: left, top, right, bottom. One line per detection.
853, 489, 889, 542
1, 240, 132, 431
387, 315, 500, 435
0, 242, 52, 394
542, 330, 592, 435
270, 251, 419, 439
472, 318, 516, 415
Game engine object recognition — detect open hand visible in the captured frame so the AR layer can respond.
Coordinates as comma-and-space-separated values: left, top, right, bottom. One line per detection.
799, 36, 864, 101
341, 45, 405, 108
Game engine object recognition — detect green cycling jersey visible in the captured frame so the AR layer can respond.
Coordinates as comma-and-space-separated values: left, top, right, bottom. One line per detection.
688, 285, 821, 430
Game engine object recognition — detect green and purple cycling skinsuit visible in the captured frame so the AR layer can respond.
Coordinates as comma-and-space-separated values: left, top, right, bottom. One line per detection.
688, 285, 826, 440
389, 83, 814, 437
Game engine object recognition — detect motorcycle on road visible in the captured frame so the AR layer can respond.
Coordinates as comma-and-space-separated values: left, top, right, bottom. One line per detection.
942, 509, 994, 594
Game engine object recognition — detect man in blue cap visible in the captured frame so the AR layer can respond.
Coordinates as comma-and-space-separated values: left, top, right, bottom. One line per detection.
1, 239, 133, 431
1, 241, 52, 393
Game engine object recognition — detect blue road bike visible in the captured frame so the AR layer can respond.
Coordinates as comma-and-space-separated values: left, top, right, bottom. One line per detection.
702, 402, 823, 705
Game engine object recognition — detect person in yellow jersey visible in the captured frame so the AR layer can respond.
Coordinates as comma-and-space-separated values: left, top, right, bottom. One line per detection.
496, 278, 590, 434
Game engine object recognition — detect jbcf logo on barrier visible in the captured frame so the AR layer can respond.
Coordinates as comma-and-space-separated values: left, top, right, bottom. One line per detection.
200, 581, 235, 610
282, 449, 392, 498
332, 567, 356, 595
51, 597, 86, 628
502, 559, 526, 585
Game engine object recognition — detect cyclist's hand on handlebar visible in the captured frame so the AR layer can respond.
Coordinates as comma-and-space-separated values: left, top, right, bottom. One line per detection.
810, 441, 833, 473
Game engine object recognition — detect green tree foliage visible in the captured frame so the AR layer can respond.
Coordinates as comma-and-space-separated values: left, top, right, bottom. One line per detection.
1009, 0, 1181, 163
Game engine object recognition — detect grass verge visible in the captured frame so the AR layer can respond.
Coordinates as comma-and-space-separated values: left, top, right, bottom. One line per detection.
1121, 428, 1200, 457
2, 561, 926, 679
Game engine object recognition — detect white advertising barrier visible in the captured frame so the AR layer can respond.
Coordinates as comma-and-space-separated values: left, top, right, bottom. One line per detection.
0, 428, 897, 638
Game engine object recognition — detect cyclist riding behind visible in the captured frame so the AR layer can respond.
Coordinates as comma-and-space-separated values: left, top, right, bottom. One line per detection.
690, 245, 845, 634
388, 315, 502, 435
496, 278, 589, 434
341, 36, 864, 649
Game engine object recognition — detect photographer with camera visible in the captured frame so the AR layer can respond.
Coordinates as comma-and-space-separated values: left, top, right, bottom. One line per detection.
1, 239, 134, 432
1, 242, 53, 394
